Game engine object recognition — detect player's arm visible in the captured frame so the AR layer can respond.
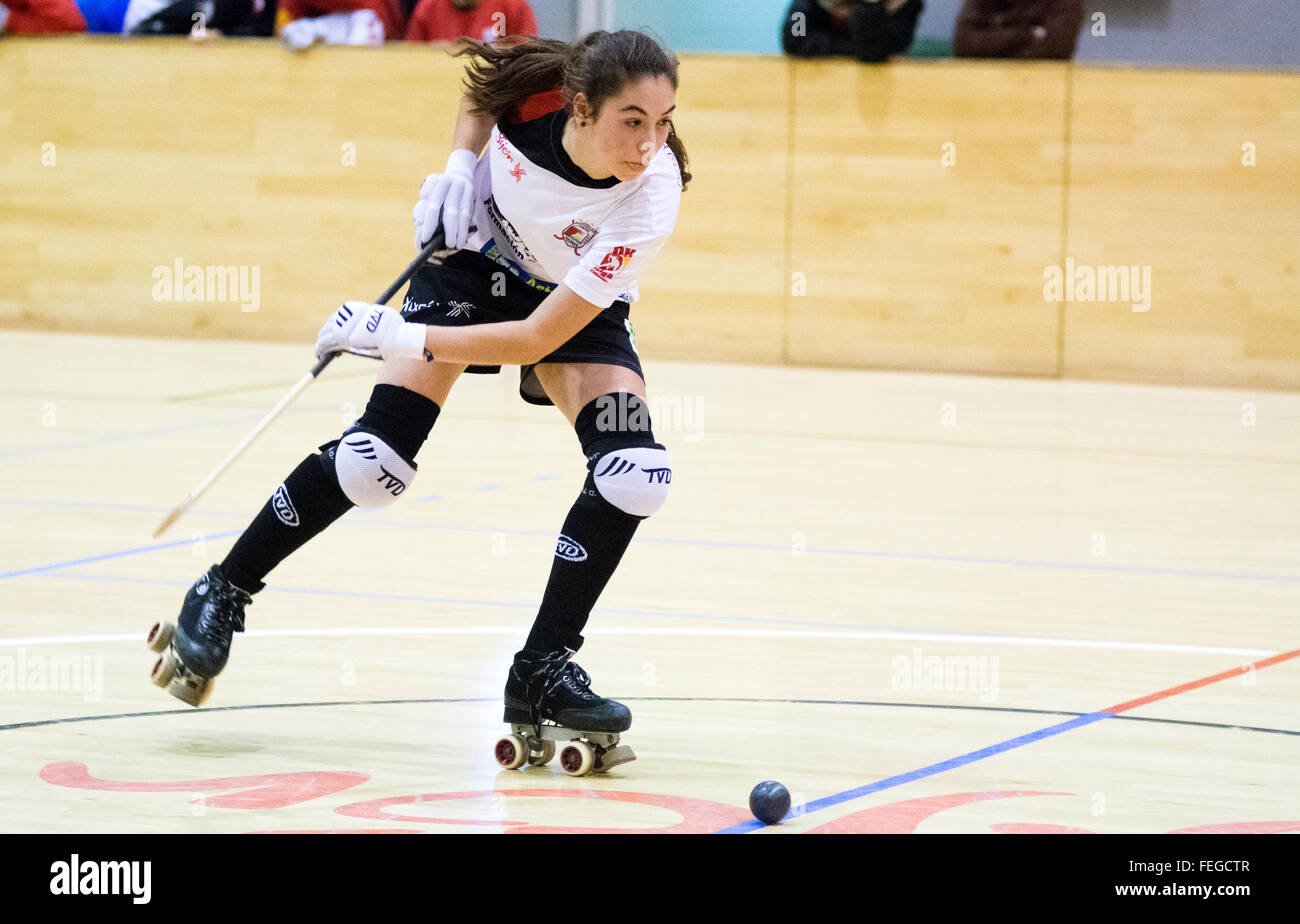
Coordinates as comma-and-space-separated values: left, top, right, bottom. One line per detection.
453, 94, 494, 157
318, 218, 668, 363
315, 285, 607, 367
429, 285, 606, 366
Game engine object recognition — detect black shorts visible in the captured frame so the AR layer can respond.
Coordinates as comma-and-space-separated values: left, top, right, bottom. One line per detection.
398, 250, 645, 407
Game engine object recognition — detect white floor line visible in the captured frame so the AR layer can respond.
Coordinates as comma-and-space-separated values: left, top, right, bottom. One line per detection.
0, 627, 1275, 657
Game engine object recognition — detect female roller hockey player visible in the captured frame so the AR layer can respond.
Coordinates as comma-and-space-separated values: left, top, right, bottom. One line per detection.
148, 30, 688, 774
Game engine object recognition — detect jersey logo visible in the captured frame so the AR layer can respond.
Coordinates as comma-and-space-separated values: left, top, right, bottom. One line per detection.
591, 246, 636, 282
555, 220, 599, 256
401, 297, 436, 316
509, 163, 527, 183
494, 132, 515, 164
485, 196, 538, 263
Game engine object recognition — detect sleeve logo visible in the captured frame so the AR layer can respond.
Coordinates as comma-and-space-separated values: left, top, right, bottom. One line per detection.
590, 246, 636, 282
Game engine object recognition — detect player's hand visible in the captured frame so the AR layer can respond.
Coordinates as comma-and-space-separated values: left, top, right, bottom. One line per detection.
315, 301, 431, 363
413, 149, 477, 251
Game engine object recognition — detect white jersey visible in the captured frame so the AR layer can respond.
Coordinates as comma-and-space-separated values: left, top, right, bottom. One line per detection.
462, 103, 682, 307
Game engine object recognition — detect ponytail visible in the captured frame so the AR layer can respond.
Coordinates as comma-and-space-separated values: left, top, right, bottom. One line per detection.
454, 37, 571, 123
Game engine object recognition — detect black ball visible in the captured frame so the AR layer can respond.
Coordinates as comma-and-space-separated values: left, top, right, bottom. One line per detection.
749, 780, 791, 825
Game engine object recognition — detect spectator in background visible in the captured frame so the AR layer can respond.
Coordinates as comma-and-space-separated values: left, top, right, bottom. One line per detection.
405, 0, 535, 44
123, 0, 171, 30
126, 0, 276, 35
0, 0, 87, 33
77, 0, 130, 31
953, 0, 1084, 59
277, 0, 405, 48
782, 0, 923, 62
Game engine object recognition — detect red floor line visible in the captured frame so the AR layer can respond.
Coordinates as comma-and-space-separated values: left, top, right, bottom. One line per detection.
1103, 648, 1300, 715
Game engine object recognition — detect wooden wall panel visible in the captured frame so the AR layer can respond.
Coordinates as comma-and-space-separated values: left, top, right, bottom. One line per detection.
0, 38, 463, 344
786, 60, 1068, 376
2, 39, 1297, 389
1063, 68, 1300, 389
633, 54, 789, 364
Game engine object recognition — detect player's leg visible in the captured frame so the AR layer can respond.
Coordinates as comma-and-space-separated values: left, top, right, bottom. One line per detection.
153, 358, 465, 705
219, 357, 464, 592
504, 361, 672, 732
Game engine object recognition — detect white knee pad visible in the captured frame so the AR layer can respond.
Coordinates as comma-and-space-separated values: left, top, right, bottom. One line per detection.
591, 445, 672, 517
334, 430, 416, 508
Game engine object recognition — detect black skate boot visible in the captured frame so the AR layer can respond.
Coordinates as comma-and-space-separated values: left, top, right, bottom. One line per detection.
504, 648, 631, 732
146, 564, 258, 707
494, 648, 636, 776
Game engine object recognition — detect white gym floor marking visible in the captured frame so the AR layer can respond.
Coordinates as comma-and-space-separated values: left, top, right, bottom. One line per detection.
0, 627, 1275, 657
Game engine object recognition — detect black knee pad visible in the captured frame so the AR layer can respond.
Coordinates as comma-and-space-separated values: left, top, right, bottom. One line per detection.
574, 391, 672, 518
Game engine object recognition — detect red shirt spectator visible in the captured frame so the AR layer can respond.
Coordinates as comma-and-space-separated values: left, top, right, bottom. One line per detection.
278, 0, 406, 40
1, 0, 88, 34
405, 0, 536, 43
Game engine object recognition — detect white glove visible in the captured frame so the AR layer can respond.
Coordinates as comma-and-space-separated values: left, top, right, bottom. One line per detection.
413, 148, 477, 251
280, 17, 318, 50
282, 10, 382, 50
343, 8, 384, 46
316, 301, 430, 362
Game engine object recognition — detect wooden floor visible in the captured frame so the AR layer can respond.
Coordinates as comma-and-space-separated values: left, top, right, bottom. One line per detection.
0, 329, 1296, 834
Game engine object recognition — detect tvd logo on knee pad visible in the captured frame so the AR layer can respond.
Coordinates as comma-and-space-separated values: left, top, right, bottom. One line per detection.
591, 446, 673, 518
335, 432, 416, 509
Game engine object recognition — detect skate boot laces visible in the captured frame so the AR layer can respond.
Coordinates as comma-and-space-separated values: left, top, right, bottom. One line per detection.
557, 662, 598, 701
197, 581, 252, 647
520, 650, 598, 710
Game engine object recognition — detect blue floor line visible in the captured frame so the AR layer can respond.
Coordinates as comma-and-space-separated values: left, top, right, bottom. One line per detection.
713, 712, 1117, 833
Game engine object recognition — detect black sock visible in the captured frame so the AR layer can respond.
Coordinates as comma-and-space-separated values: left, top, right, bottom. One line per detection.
221, 451, 354, 590
523, 472, 642, 654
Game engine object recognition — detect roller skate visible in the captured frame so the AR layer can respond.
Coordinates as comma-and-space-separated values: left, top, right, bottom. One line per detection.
493, 648, 636, 777
146, 564, 255, 707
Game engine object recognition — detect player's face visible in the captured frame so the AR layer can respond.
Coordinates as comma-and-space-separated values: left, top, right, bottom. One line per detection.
591, 75, 677, 182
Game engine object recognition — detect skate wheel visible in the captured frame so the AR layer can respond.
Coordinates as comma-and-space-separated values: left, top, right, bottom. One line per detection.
560, 741, 596, 777
151, 653, 177, 688
147, 621, 174, 653
494, 734, 529, 770
527, 740, 556, 767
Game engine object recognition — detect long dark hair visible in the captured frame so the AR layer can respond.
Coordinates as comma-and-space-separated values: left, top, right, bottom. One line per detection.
453, 31, 691, 190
